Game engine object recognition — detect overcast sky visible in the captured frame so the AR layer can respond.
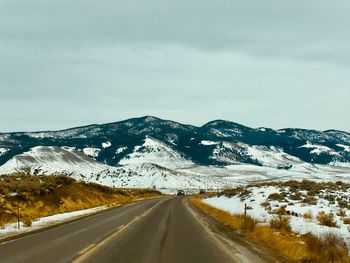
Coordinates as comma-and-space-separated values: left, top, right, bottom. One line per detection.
1, 0, 349, 132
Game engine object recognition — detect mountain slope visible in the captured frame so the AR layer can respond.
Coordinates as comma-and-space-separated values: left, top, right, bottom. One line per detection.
1, 116, 350, 189
119, 136, 194, 168
1, 116, 350, 167
0, 146, 107, 178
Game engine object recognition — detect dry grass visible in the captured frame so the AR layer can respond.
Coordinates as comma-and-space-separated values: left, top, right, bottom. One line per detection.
190, 197, 307, 261
317, 211, 337, 227
303, 212, 313, 220
0, 173, 161, 228
190, 197, 258, 231
254, 180, 350, 193
190, 197, 350, 263
268, 192, 285, 201
248, 226, 307, 261
337, 209, 346, 217
304, 232, 350, 263
270, 214, 291, 232
342, 218, 350, 224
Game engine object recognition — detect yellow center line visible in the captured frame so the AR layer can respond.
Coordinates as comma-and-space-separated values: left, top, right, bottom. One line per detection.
117, 224, 125, 230
78, 244, 96, 255
72, 198, 169, 263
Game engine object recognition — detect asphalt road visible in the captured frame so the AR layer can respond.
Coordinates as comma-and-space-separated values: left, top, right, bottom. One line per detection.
0, 197, 238, 263
81, 197, 236, 263
0, 198, 162, 263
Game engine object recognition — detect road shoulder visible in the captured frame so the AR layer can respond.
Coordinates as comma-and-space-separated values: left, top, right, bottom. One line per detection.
185, 197, 284, 263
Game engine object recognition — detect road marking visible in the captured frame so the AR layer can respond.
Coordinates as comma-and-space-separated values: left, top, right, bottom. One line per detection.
72, 198, 169, 263
78, 244, 96, 255
0, 203, 128, 245
117, 224, 125, 230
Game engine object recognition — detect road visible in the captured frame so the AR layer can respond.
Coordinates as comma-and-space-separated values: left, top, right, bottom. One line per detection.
0, 197, 267, 263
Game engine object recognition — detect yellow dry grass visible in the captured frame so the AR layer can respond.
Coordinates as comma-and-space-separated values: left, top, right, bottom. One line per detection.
0, 174, 161, 227
190, 197, 350, 263
247, 226, 307, 261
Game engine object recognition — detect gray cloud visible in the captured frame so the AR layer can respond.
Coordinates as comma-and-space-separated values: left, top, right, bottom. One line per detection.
0, 0, 349, 132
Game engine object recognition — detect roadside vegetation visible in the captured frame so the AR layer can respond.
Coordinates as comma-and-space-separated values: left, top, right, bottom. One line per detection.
191, 180, 350, 263
0, 173, 161, 228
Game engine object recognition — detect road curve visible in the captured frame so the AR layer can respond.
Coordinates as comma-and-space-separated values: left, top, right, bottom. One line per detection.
79, 197, 236, 263
0, 198, 164, 263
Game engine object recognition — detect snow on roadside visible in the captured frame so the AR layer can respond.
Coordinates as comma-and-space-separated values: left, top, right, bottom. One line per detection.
203, 185, 350, 244
0, 205, 109, 238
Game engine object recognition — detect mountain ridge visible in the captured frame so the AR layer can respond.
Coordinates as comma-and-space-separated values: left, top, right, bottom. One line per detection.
3, 115, 349, 135
1, 116, 350, 167
1, 116, 350, 190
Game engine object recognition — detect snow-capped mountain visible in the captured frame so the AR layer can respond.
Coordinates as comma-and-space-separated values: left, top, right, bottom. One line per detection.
0, 146, 108, 178
1, 116, 350, 190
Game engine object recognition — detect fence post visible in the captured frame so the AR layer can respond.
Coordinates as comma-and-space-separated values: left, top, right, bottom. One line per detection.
17, 206, 20, 229
244, 203, 247, 230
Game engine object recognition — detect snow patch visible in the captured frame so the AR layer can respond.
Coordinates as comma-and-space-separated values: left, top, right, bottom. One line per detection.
0, 146, 107, 178
116, 147, 127, 154
299, 141, 337, 155
102, 141, 111, 148
204, 186, 350, 244
0, 148, 9, 156
0, 205, 108, 237
119, 136, 194, 169
244, 144, 301, 168
337, 144, 350, 152
200, 140, 219, 146
83, 148, 101, 158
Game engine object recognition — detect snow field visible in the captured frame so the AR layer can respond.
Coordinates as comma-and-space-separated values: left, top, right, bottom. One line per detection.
0, 205, 108, 238
204, 183, 350, 245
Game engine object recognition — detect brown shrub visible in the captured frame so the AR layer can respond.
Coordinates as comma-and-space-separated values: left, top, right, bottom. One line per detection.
317, 211, 337, 227
271, 206, 287, 215
268, 193, 284, 201
303, 212, 312, 220
260, 201, 270, 207
260, 201, 271, 212
270, 215, 291, 232
22, 217, 32, 227
337, 209, 346, 217
304, 232, 349, 262
220, 187, 244, 197
342, 218, 350, 224
324, 194, 335, 203
302, 196, 317, 205
338, 199, 350, 209
289, 192, 302, 200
